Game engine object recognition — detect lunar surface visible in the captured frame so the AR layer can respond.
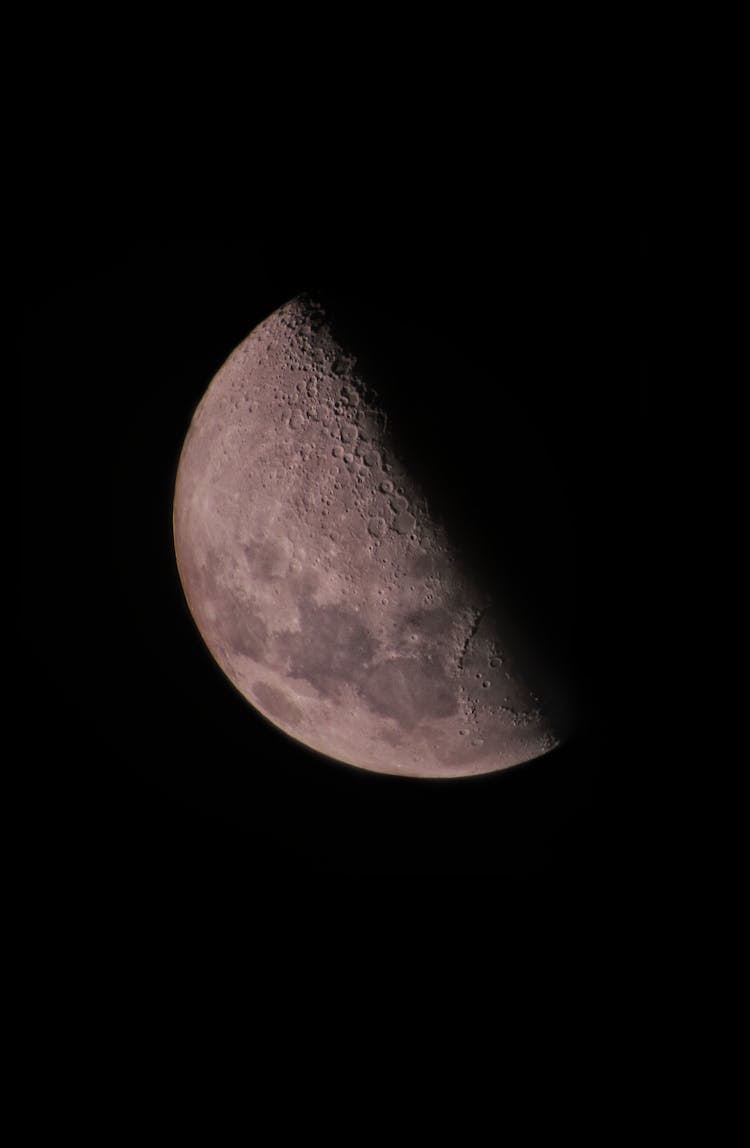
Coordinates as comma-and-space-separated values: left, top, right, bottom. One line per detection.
173, 294, 570, 778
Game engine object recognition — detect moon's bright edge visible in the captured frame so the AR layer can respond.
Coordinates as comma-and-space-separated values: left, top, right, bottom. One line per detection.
173, 295, 567, 778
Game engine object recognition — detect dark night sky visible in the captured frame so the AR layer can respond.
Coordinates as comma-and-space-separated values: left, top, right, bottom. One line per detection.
19, 201, 652, 884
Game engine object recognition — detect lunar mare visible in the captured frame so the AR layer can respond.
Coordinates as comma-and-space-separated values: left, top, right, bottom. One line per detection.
173, 295, 567, 778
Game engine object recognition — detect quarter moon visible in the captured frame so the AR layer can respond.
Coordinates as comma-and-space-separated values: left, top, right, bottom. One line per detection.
173, 294, 571, 778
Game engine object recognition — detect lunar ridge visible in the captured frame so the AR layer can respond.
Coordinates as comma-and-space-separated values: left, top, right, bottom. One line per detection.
173, 294, 569, 778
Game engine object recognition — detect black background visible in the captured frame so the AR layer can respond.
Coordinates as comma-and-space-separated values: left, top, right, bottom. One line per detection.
19, 208, 651, 885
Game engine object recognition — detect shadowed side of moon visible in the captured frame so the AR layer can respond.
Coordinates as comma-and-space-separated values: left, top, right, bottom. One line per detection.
173, 294, 574, 778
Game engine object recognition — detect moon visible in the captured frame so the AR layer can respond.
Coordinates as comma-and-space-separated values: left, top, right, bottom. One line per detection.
173, 294, 571, 778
